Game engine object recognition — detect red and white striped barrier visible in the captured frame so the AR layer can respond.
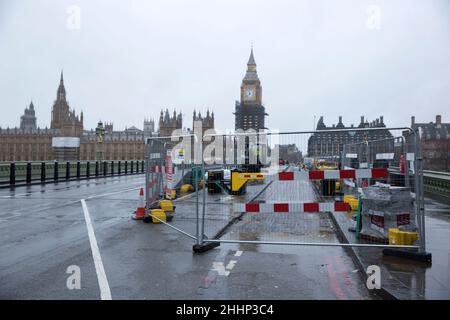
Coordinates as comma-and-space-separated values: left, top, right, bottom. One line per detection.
233, 202, 350, 213
151, 165, 175, 174
270, 168, 387, 181
148, 178, 158, 188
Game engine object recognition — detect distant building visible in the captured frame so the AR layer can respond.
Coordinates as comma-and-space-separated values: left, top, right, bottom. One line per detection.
234, 48, 268, 131
193, 109, 214, 135
307, 115, 392, 158
0, 72, 157, 161
144, 118, 155, 134
0, 125, 54, 161
408, 115, 450, 171
278, 144, 303, 164
50, 71, 84, 137
20, 101, 37, 131
0, 72, 221, 162
159, 109, 182, 138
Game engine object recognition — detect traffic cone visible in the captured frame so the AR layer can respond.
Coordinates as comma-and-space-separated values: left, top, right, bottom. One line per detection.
133, 188, 146, 220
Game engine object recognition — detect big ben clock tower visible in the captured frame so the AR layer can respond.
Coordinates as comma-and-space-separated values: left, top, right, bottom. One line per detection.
234, 48, 268, 131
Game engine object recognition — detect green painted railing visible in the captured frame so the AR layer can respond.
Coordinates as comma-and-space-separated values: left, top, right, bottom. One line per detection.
0, 160, 145, 187
423, 170, 450, 198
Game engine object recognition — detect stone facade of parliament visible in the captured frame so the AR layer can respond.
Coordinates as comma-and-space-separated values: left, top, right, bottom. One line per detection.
0, 72, 214, 162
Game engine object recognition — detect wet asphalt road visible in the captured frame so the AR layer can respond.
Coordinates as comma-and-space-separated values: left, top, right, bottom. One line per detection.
0, 174, 373, 299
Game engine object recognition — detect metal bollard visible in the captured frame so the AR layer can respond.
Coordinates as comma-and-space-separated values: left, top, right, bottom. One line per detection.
86, 161, 90, 178
111, 161, 114, 175
118, 161, 121, 175
41, 162, 46, 182
9, 162, 15, 186
131, 161, 134, 174
125, 161, 128, 174
95, 161, 99, 177
76, 161, 81, 179
54, 161, 59, 181
26, 162, 32, 184
103, 161, 107, 176
66, 162, 70, 180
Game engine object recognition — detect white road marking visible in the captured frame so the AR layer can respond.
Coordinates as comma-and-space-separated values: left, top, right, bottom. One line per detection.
234, 250, 243, 257
211, 257, 239, 277
80, 199, 112, 300
226, 260, 237, 270
212, 262, 230, 276
85, 187, 140, 200
0, 193, 30, 198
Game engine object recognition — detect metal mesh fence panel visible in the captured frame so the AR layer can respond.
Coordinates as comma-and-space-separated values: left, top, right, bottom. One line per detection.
145, 127, 425, 252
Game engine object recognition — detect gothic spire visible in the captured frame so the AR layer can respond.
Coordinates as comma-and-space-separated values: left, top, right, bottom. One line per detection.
247, 46, 256, 65
57, 70, 66, 100
243, 46, 259, 81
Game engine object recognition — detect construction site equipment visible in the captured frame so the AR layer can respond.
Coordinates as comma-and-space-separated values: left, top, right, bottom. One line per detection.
165, 189, 176, 200
207, 170, 224, 194
359, 185, 416, 241
389, 228, 419, 246
145, 128, 430, 262
230, 171, 264, 195
159, 199, 175, 213
206, 169, 265, 195
343, 195, 359, 211
144, 209, 167, 224
180, 184, 194, 194
321, 179, 336, 196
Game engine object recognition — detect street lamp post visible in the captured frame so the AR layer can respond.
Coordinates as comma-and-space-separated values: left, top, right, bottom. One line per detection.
95, 121, 105, 161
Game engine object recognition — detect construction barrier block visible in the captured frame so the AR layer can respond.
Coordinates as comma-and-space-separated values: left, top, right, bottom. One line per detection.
400, 230, 418, 245
350, 199, 359, 211
180, 184, 194, 194
343, 195, 359, 211
160, 199, 174, 212
343, 195, 355, 202
389, 228, 417, 245
150, 209, 167, 223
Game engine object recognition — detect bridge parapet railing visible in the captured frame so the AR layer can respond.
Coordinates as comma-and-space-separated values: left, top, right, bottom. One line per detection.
0, 160, 145, 187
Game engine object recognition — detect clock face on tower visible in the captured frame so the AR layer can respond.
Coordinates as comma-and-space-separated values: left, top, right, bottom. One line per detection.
244, 88, 255, 101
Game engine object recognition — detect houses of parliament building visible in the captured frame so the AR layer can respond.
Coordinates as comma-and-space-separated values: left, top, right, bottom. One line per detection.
0, 72, 214, 162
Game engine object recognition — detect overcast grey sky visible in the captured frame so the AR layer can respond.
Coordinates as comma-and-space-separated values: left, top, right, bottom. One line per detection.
0, 0, 449, 132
